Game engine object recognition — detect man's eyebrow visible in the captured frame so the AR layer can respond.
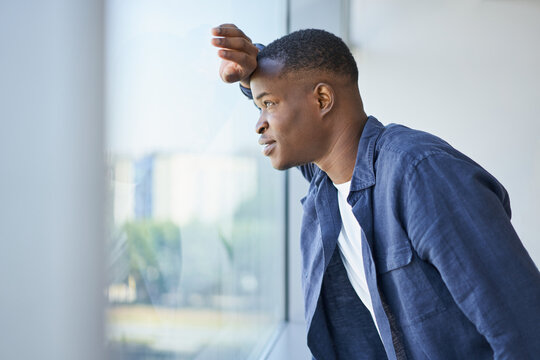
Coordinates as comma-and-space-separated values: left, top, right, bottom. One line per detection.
255, 92, 270, 100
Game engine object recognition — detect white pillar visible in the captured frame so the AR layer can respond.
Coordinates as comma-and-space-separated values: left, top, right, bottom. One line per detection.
0, 1, 105, 360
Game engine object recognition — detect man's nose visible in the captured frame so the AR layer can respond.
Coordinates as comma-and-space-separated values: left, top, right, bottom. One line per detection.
255, 114, 269, 134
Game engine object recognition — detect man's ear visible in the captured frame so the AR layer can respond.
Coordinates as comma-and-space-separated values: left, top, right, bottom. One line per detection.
314, 83, 334, 117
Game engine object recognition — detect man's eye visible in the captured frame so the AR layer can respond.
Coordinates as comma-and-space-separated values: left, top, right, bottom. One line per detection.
264, 101, 274, 108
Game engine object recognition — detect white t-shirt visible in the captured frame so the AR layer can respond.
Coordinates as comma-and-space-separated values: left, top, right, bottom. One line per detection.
333, 180, 382, 338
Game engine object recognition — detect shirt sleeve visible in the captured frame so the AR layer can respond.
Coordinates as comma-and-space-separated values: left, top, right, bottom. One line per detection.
403, 153, 540, 358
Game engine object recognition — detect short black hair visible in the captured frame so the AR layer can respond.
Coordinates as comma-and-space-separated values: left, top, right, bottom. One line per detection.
258, 29, 358, 83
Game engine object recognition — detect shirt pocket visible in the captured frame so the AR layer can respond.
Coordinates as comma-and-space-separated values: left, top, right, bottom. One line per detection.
374, 244, 413, 273
375, 243, 447, 325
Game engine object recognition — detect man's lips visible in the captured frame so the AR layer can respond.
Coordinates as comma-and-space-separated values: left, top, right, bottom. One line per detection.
259, 138, 276, 156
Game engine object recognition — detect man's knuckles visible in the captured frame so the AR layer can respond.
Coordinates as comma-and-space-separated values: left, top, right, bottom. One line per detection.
213, 25, 251, 42
222, 71, 242, 83
214, 37, 254, 54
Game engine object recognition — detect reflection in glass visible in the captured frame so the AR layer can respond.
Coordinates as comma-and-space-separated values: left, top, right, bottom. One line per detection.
105, 1, 287, 359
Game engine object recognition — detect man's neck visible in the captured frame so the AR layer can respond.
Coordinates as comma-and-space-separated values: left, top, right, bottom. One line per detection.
316, 111, 368, 184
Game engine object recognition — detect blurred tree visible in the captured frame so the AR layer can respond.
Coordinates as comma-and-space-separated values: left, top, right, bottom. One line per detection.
121, 220, 182, 305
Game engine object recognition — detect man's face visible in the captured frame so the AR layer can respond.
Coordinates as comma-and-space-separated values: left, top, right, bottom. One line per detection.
250, 59, 327, 170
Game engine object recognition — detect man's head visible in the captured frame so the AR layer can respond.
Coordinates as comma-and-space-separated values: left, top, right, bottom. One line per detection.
257, 29, 358, 84
249, 29, 363, 170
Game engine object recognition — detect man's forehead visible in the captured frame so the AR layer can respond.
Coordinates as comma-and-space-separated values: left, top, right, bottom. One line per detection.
250, 58, 315, 98
255, 58, 286, 77
250, 59, 288, 97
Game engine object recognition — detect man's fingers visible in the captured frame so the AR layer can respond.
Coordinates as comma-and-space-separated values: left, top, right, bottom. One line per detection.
217, 49, 253, 65
211, 37, 258, 55
216, 23, 238, 29
211, 24, 251, 42
220, 69, 242, 83
211, 24, 257, 84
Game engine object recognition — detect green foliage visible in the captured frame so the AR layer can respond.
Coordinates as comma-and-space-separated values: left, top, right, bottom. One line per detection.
121, 220, 182, 305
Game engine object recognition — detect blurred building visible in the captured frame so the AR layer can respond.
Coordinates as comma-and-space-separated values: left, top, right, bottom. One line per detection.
112, 153, 258, 227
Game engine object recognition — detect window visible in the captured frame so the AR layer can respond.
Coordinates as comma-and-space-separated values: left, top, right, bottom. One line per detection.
105, 1, 287, 358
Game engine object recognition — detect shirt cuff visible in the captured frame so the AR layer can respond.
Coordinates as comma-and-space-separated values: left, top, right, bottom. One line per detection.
239, 83, 253, 99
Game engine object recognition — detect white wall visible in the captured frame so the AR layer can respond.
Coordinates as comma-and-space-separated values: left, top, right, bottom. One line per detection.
351, 0, 540, 265
0, 1, 105, 359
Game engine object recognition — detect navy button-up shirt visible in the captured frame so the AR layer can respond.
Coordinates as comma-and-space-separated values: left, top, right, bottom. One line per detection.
297, 116, 540, 359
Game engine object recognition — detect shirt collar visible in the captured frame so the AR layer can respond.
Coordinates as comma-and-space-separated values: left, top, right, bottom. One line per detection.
349, 116, 385, 192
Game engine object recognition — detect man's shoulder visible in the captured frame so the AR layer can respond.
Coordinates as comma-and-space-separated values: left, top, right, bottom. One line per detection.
372, 121, 491, 187
369, 121, 478, 183
376, 123, 456, 165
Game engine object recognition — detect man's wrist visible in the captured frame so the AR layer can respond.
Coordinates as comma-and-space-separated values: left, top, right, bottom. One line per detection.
238, 43, 264, 100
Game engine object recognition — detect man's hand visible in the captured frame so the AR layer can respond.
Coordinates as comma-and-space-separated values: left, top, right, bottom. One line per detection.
211, 24, 258, 88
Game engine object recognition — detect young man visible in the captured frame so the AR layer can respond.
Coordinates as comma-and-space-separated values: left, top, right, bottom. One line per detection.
211, 24, 540, 360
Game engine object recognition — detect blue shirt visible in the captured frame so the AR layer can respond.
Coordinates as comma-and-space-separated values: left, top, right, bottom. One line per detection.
297, 116, 540, 359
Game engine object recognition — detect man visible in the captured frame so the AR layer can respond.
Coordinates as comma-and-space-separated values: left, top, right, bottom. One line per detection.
211, 24, 540, 359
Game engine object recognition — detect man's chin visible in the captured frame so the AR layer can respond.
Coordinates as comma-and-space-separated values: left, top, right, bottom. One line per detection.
270, 158, 303, 171
271, 162, 292, 171
275, 165, 293, 171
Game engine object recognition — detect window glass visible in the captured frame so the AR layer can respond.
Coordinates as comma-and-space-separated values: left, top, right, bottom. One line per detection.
105, 1, 287, 358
